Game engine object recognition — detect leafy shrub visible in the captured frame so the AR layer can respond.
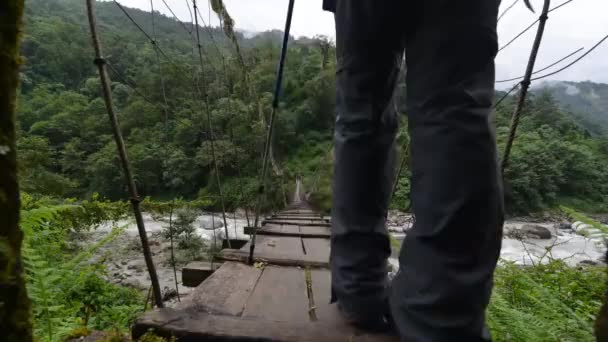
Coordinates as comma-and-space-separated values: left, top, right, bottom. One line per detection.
488, 260, 606, 341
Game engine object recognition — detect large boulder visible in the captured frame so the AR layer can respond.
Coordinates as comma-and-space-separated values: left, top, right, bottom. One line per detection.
505, 224, 552, 240
520, 224, 552, 239
198, 216, 225, 230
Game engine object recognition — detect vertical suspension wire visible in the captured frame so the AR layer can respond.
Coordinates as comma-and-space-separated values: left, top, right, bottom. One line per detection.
248, 0, 296, 264
149, 0, 180, 302
213, 3, 252, 229
192, 0, 232, 248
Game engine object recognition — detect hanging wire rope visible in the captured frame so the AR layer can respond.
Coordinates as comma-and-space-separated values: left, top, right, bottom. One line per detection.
498, 0, 576, 53
531, 33, 608, 81
495, 32, 608, 108
149, 0, 180, 302
215, 13, 252, 228
497, 0, 519, 22
193, 1, 224, 58
496, 46, 584, 83
192, 0, 252, 241
494, 82, 521, 109
105, 61, 209, 139
249, 0, 296, 264
192, 0, 232, 247
160, 0, 193, 35
112, 0, 185, 73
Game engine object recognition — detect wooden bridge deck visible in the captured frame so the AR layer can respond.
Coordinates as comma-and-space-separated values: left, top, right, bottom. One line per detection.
133, 202, 397, 341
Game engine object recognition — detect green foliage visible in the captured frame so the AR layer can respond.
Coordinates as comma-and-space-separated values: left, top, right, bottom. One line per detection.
488, 260, 606, 341
496, 91, 608, 213
20, 201, 142, 341
561, 206, 608, 234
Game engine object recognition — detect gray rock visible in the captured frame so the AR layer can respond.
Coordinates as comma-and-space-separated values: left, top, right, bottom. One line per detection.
127, 262, 144, 272
198, 216, 225, 230
505, 224, 552, 240
554, 221, 572, 230
162, 287, 178, 301
520, 224, 552, 239
578, 259, 599, 266
121, 278, 145, 290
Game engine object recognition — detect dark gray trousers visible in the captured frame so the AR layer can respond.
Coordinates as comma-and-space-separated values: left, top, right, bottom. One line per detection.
330, 1, 504, 340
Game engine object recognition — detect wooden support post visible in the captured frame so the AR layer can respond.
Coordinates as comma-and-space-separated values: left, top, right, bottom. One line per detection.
182, 261, 222, 287
501, 0, 551, 172
85, 0, 163, 308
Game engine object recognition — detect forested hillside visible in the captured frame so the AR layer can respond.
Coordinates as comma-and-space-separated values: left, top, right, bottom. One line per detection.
533, 80, 608, 136
18, 0, 608, 215
19, 0, 335, 210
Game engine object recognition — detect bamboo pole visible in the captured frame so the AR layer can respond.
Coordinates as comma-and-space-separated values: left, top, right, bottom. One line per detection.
501, 0, 552, 172
85, 0, 163, 308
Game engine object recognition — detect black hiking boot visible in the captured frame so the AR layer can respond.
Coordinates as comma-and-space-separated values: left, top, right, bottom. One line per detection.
337, 300, 396, 334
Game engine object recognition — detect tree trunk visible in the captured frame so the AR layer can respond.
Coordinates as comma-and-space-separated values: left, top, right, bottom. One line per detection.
0, 1, 34, 341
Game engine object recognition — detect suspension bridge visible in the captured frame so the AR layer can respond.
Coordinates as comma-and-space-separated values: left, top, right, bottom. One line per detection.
132, 199, 398, 341
77, 0, 608, 340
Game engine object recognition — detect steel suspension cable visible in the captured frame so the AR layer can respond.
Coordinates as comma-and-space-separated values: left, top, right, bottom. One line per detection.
192, 0, 232, 247
498, 0, 576, 53
150, 0, 180, 302
496, 47, 584, 83
248, 0, 296, 264
531, 33, 608, 81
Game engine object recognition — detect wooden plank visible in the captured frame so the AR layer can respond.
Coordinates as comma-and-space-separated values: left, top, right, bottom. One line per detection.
243, 225, 285, 236
242, 267, 309, 322
182, 262, 262, 316
266, 220, 331, 227
309, 269, 337, 324
133, 308, 398, 341
272, 214, 323, 218
244, 225, 330, 238
271, 218, 329, 223
264, 218, 328, 225
218, 249, 329, 268
240, 235, 305, 260
297, 225, 331, 236
302, 238, 330, 262
182, 261, 222, 287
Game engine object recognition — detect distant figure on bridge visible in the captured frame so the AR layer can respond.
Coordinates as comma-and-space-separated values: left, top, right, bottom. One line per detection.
324, 1, 504, 340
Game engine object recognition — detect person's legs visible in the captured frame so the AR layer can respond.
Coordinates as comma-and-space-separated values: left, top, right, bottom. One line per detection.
390, 0, 504, 340
331, 0, 405, 326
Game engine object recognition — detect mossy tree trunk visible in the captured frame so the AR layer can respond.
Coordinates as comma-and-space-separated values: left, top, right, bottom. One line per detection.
0, 1, 33, 341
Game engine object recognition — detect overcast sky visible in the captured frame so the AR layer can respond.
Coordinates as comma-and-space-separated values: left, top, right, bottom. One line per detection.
107, 0, 608, 88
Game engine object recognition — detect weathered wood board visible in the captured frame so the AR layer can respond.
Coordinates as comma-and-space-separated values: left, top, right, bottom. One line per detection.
242, 266, 310, 322
182, 262, 262, 316
132, 204, 398, 341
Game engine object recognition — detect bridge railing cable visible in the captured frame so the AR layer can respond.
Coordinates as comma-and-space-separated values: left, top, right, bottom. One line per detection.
531, 33, 608, 81
496, 46, 584, 83
498, 0, 576, 53
498, 0, 519, 23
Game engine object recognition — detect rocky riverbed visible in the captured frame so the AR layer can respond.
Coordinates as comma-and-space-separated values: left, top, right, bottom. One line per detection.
85, 210, 607, 304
